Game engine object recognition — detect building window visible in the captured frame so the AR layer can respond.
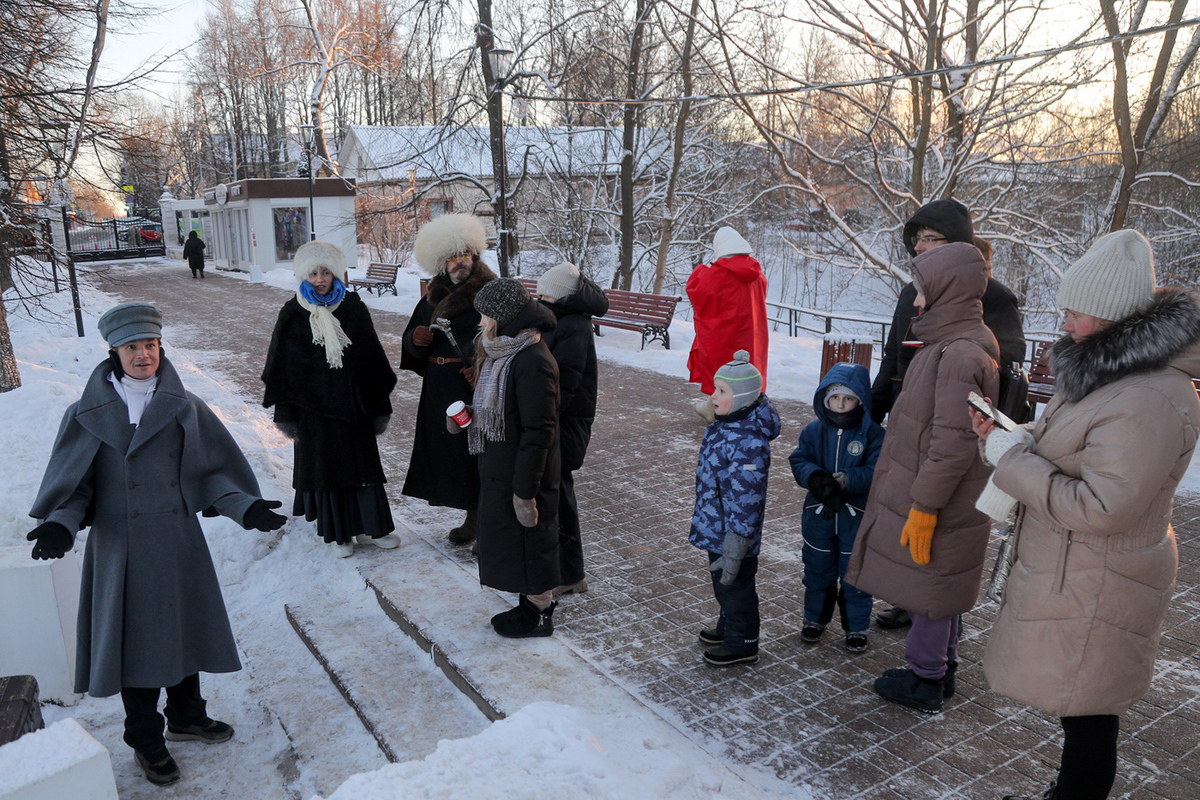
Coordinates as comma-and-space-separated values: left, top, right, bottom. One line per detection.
273, 207, 309, 261
430, 199, 452, 218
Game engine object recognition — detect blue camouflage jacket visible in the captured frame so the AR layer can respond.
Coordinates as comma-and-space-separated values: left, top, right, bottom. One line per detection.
689, 395, 782, 556
789, 362, 885, 533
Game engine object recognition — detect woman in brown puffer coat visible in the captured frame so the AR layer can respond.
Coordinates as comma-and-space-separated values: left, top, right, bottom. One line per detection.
974, 230, 1200, 800
845, 241, 1000, 714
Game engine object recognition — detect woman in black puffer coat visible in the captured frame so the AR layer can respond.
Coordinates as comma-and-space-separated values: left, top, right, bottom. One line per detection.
451, 278, 561, 638
536, 261, 608, 594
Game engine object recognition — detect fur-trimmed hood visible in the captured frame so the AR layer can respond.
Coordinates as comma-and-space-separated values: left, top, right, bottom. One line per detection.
1052, 288, 1200, 403
424, 261, 499, 322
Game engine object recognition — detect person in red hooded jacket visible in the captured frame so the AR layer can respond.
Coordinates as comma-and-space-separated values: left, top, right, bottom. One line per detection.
687, 227, 769, 419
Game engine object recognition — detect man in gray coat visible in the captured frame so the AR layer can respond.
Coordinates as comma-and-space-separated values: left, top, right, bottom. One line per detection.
26, 302, 286, 786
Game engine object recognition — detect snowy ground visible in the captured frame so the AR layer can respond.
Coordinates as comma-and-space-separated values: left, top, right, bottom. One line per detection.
4, 256, 1198, 799
0, 265, 800, 799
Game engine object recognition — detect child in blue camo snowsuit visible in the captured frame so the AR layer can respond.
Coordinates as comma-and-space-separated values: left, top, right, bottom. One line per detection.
789, 362, 885, 652
690, 351, 781, 667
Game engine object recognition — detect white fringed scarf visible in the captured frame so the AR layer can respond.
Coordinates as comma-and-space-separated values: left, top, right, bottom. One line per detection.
296, 292, 352, 368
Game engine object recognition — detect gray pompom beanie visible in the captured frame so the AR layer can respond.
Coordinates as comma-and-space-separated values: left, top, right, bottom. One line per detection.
474, 278, 531, 329
714, 350, 763, 412
98, 302, 163, 347
1058, 230, 1156, 322
536, 261, 581, 301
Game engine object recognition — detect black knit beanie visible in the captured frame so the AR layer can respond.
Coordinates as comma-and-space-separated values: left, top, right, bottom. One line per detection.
474, 278, 530, 328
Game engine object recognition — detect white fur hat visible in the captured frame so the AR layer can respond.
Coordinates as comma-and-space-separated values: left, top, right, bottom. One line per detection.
293, 240, 346, 283
1058, 229, 1156, 322
712, 227, 752, 260
413, 213, 487, 276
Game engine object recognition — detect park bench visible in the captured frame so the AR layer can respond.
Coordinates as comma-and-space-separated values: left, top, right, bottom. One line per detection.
349, 262, 399, 296
521, 277, 680, 350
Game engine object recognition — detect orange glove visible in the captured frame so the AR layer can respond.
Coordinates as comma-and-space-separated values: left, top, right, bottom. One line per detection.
900, 507, 937, 565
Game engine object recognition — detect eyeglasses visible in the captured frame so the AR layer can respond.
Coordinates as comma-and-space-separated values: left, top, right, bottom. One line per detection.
913, 234, 947, 245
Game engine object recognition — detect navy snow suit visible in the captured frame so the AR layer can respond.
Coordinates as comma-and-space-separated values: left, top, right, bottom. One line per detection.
690, 395, 781, 655
789, 363, 885, 633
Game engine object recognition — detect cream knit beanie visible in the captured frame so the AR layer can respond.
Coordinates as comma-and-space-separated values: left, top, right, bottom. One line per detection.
712, 227, 752, 260
536, 261, 581, 301
1057, 229, 1155, 322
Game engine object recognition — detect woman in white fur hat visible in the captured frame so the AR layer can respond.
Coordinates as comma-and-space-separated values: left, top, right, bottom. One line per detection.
972, 230, 1200, 800
262, 240, 399, 557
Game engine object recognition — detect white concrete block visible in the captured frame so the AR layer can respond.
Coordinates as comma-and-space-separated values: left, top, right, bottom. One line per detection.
0, 547, 81, 704
0, 718, 117, 800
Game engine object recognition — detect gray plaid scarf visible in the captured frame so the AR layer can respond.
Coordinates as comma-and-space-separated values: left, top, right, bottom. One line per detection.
468, 328, 540, 455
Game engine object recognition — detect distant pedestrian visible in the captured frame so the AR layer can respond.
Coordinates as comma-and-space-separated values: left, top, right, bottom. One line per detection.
401, 213, 496, 545
536, 261, 609, 597
690, 351, 780, 667
868, 198, 1025, 632
27, 301, 287, 787
183, 230, 206, 279
845, 240, 1000, 715
687, 227, 769, 421
973, 230, 1200, 800
261, 240, 399, 557
788, 363, 884, 652
448, 278, 562, 638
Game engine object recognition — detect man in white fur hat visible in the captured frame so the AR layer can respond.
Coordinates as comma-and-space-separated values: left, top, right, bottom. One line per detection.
400, 213, 497, 544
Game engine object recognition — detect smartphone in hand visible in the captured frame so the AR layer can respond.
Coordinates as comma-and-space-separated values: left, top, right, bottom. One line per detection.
968, 391, 1017, 432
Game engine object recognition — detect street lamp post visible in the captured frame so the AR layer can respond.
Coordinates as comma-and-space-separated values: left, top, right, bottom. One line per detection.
299, 124, 317, 241
38, 121, 84, 337
486, 47, 513, 277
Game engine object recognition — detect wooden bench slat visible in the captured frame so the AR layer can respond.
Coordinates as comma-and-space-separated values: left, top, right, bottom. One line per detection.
349, 262, 399, 296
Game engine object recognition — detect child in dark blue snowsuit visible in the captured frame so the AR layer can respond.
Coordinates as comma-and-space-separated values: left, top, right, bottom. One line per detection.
789, 362, 885, 652
690, 351, 781, 667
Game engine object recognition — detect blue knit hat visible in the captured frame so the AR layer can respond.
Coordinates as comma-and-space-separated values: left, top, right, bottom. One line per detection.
98, 302, 162, 347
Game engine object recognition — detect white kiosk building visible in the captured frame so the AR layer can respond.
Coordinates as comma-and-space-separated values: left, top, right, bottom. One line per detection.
161, 178, 357, 277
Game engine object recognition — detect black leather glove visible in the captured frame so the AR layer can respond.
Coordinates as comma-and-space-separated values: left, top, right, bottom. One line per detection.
243, 499, 287, 532
27, 521, 73, 560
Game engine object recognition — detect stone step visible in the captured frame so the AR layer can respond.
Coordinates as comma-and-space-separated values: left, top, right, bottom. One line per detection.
284, 589, 490, 764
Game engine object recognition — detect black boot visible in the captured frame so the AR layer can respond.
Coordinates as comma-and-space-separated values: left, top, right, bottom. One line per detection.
882, 660, 957, 698
873, 668, 943, 714
449, 508, 477, 544
134, 745, 181, 786
191, 270, 197, 278
491, 595, 555, 638
875, 606, 912, 629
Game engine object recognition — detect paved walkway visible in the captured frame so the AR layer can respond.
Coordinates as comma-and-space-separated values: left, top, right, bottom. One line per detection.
96, 261, 1200, 800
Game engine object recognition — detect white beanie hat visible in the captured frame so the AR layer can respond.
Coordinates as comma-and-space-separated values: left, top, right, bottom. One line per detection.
293, 240, 346, 283
1058, 230, 1156, 322
712, 227, 752, 260
537, 261, 581, 301
824, 383, 860, 409
413, 213, 487, 276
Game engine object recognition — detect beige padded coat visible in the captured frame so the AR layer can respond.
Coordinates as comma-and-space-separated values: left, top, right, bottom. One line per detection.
984, 288, 1200, 717
845, 243, 1000, 619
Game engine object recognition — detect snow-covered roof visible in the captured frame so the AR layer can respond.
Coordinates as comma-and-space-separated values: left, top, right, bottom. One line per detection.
340, 124, 663, 184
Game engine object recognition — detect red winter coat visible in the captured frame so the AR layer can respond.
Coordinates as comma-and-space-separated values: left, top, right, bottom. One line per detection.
686, 254, 769, 393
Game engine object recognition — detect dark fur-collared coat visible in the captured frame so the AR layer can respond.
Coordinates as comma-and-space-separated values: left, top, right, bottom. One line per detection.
29, 356, 265, 697
400, 262, 496, 509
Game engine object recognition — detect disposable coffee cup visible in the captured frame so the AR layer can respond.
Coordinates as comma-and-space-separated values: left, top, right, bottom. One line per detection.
447, 400, 472, 427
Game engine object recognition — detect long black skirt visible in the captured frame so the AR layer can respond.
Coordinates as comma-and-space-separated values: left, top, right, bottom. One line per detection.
293, 485, 395, 545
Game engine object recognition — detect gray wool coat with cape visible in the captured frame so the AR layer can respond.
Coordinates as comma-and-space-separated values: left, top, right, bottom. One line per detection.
29, 355, 264, 697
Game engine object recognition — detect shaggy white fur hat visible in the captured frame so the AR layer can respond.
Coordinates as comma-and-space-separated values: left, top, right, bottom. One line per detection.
712, 227, 752, 260
413, 213, 487, 276
1058, 229, 1156, 322
293, 240, 346, 283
